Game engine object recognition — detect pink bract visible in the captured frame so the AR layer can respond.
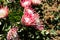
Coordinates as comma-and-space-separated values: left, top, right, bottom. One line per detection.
24, 8, 35, 16
35, 25, 44, 30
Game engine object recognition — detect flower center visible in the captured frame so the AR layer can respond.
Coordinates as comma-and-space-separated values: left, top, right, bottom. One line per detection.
0, 9, 5, 17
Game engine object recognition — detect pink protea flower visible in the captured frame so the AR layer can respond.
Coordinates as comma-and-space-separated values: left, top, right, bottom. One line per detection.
0, 6, 9, 18
31, 0, 42, 5
7, 27, 19, 40
21, 8, 40, 26
20, 0, 31, 8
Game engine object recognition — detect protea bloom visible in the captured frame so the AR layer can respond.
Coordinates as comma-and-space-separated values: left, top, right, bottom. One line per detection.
0, 6, 9, 18
21, 8, 40, 26
7, 27, 20, 40
31, 0, 41, 5
20, 0, 31, 8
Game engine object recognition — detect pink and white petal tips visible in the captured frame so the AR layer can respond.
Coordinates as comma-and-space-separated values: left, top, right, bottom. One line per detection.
0, 6, 9, 18
21, 14, 36, 26
20, 0, 31, 8
24, 8, 35, 16
21, 15, 31, 26
7, 27, 19, 40
31, 0, 42, 5
35, 25, 44, 31
34, 19, 44, 31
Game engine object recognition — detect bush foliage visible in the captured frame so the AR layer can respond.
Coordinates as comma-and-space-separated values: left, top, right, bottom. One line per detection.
0, 0, 60, 40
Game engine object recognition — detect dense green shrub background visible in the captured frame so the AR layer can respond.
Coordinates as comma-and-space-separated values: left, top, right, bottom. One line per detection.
0, 0, 60, 40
